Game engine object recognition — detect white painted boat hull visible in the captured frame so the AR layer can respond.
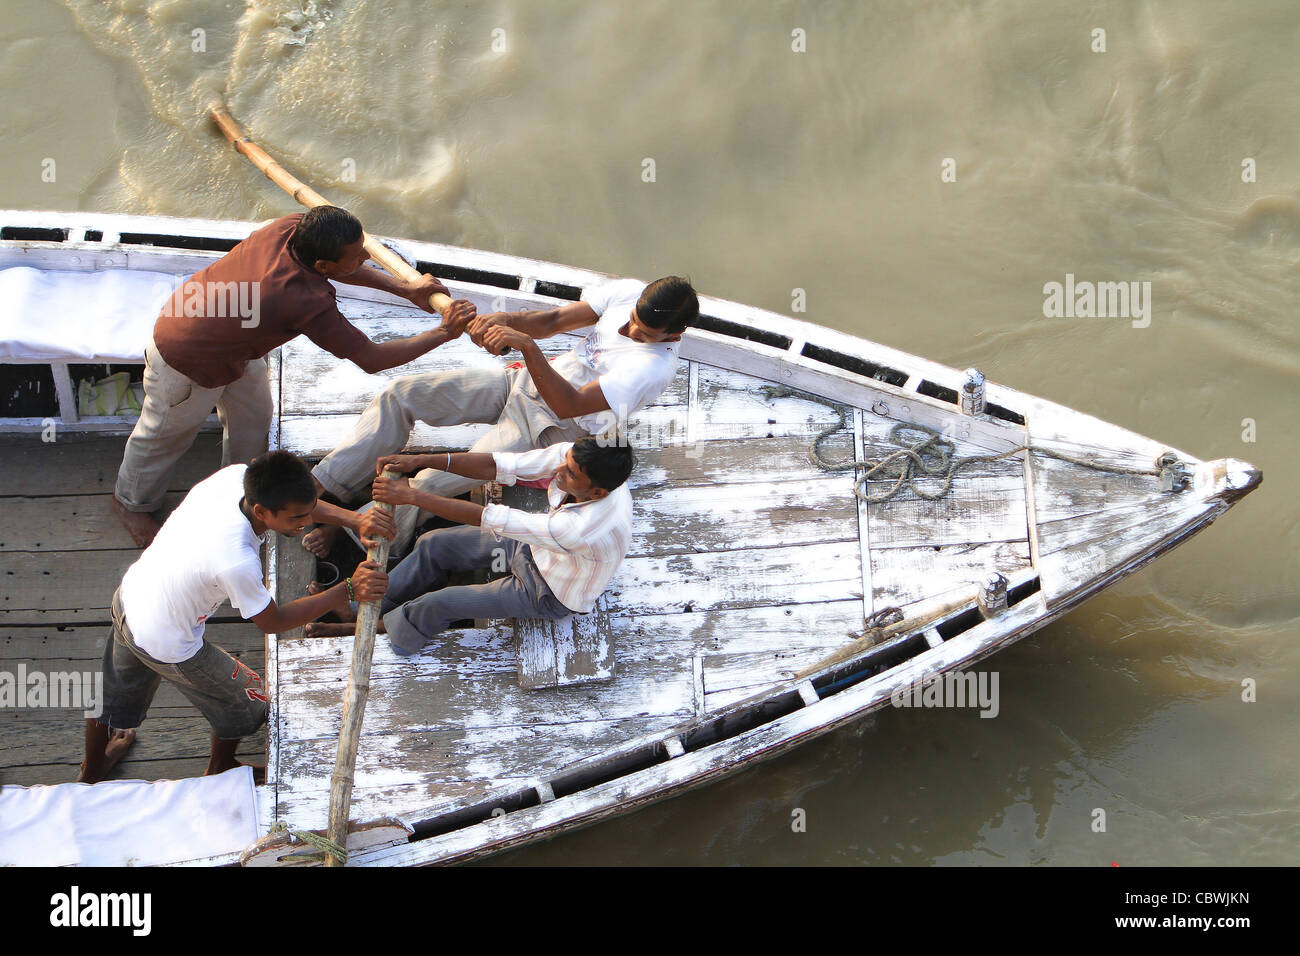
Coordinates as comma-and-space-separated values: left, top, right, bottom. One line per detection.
0, 211, 1259, 865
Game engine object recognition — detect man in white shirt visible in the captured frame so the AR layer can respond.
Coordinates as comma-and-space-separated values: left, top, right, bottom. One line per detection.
80, 450, 391, 784
304, 276, 695, 557
303, 438, 633, 658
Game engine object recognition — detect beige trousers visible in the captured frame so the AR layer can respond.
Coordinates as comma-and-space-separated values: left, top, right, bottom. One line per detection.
312, 366, 585, 555
115, 340, 272, 513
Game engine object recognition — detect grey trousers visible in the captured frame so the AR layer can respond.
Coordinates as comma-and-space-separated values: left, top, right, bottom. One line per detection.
115, 339, 272, 512
381, 526, 573, 656
100, 589, 267, 739
312, 366, 585, 555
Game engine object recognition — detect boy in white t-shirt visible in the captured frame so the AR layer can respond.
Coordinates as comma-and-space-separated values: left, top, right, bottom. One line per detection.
79, 451, 390, 784
305, 276, 698, 556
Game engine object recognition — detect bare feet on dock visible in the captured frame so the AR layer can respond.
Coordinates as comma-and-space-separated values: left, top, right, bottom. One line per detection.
204, 760, 267, 785
301, 524, 341, 558
112, 497, 161, 548
78, 728, 136, 783
307, 580, 359, 622
304, 621, 349, 638
305, 579, 356, 617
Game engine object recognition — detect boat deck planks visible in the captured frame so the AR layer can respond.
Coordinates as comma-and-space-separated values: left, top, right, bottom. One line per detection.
2, 492, 187, 552
0, 434, 265, 786
266, 307, 915, 832
1026, 450, 1217, 607
264, 289, 1059, 835
515, 595, 617, 689
628, 477, 858, 557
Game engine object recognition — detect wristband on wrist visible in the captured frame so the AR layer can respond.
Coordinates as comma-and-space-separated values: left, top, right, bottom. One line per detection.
345, 577, 355, 601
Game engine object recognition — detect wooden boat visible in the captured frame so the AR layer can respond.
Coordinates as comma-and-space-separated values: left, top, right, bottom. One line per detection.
0, 209, 1261, 865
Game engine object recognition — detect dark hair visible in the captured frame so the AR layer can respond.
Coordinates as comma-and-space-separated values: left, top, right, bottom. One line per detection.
291, 206, 363, 265
244, 450, 317, 512
572, 436, 634, 493
636, 276, 698, 334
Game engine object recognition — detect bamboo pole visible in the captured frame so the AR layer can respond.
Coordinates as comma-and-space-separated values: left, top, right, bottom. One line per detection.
209, 102, 446, 863
207, 103, 453, 316
324, 467, 401, 866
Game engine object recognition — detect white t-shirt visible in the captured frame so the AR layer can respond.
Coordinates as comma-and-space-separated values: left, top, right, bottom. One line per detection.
120, 465, 273, 663
548, 278, 681, 435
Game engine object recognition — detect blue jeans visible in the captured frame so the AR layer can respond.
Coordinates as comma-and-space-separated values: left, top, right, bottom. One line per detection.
381, 526, 573, 656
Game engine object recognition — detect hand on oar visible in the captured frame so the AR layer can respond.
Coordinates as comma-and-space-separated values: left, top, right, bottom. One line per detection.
374, 453, 428, 476
468, 312, 515, 355
348, 560, 388, 603
441, 298, 477, 337
356, 508, 396, 550
404, 274, 450, 313
481, 324, 533, 357
371, 473, 414, 507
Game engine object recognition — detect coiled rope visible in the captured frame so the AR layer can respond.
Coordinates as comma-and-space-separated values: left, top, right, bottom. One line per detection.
760, 385, 1177, 504
265, 820, 348, 865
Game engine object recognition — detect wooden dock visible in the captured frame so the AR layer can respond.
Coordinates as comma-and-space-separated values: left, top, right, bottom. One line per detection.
0, 433, 265, 785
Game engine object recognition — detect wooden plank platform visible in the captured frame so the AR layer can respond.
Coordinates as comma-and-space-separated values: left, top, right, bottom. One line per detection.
516, 595, 616, 690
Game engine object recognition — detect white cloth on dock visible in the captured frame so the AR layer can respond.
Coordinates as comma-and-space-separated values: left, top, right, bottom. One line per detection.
0, 266, 181, 362
0, 765, 262, 866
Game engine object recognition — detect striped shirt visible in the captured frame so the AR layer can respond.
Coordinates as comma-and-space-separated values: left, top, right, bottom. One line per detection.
481, 443, 632, 614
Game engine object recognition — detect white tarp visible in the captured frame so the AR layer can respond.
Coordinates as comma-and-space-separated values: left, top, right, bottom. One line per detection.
0, 266, 182, 363
0, 766, 263, 866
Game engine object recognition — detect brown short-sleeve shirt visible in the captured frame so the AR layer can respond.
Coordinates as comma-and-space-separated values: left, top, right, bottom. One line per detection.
152, 214, 369, 388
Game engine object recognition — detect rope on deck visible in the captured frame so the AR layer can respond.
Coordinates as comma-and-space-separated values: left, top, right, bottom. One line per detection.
267, 820, 348, 865
760, 385, 1181, 504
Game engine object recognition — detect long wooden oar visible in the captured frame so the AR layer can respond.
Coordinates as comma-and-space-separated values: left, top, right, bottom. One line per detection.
795, 585, 981, 679
208, 102, 453, 316
323, 467, 400, 866
210, 102, 409, 866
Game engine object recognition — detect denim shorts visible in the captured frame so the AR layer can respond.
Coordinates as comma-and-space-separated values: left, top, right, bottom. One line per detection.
99, 588, 268, 740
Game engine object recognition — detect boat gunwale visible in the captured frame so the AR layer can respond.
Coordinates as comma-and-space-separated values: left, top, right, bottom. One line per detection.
2, 210, 1032, 433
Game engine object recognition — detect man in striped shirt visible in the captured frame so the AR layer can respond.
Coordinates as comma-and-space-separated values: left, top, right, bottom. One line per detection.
306, 438, 633, 657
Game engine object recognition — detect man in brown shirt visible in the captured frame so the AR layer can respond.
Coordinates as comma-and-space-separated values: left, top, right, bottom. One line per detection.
113, 206, 474, 547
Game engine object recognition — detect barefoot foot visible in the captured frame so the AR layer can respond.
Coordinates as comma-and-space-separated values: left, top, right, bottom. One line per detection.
78, 728, 137, 783
112, 498, 161, 548
304, 621, 357, 638
204, 760, 266, 785
301, 524, 342, 558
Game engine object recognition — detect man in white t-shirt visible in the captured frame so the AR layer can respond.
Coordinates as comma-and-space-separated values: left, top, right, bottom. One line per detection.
305, 275, 697, 556
79, 450, 390, 784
